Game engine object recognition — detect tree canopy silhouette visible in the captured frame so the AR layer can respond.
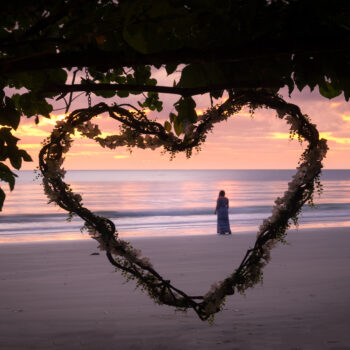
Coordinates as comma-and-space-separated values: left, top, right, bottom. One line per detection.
0, 0, 349, 209
0, 0, 346, 321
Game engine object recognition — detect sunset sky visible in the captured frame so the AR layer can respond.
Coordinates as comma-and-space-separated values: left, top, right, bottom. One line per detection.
14, 69, 350, 170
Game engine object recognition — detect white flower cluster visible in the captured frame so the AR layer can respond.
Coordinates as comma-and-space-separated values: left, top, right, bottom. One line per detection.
77, 121, 101, 138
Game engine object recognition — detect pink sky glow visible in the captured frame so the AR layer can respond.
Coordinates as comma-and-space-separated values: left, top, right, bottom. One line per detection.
12, 69, 350, 170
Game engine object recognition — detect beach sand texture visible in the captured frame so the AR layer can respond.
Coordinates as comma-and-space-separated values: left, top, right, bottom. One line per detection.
0, 228, 349, 350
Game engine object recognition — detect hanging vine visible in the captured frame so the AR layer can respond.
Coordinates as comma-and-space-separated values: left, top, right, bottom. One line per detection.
39, 91, 328, 321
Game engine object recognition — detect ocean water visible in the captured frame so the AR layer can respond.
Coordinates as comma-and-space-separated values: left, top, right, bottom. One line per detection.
1, 170, 350, 242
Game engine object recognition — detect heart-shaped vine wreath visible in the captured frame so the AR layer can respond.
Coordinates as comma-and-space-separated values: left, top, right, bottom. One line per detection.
39, 91, 328, 321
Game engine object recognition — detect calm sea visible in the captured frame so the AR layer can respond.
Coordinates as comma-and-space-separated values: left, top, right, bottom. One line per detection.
1, 170, 350, 242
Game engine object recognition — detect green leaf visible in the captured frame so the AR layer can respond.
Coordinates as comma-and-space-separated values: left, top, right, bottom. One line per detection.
147, 78, 157, 86
9, 152, 22, 170
0, 95, 21, 129
210, 90, 224, 99
165, 63, 178, 75
174, 96, 197, 125
18, 93, 53, 118
169, 113, 176, 123
294, 77, 308, 92
0, 187, 5, 211
18, 150, 32, 162
117, 90, 130, 98
93, 90, 117, 98
0, 127, 19, 148
164, 121, 172, 132
133, 65, 151, 84
0, 128, 31, 168
319, 82, 342, 99
178, 64, 207, 88
177, 63, 225, 89
138, 91, 163, 111
10, 69, 67, 91
174, 118, 183, 136
0, 162, 17, 191
123, 25, 149, 54
285, 77, 295, 96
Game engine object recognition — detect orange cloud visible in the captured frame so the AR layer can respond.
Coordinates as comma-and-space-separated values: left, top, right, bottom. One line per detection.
330, 102, 341, 108
320, 132, 350, 144
113, 155, 129, 159
66, 151, 104, 157
269, 132, 298, 140
270, 131, 350, 144
15, 113, 117, 142
195, 108, 206, 116
15, 114, 68, 138
15, 125, 50, 137
18, 143, 41, 149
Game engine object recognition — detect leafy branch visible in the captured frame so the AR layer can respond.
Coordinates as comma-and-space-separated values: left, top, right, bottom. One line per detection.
48, 81, 282, 98
0, 127, 32, 210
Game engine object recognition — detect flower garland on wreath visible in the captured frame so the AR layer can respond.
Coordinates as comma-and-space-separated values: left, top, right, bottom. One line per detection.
39, 91, 328, 321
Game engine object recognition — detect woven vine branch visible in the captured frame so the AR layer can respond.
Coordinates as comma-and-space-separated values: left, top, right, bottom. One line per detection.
39, 91, 328, 321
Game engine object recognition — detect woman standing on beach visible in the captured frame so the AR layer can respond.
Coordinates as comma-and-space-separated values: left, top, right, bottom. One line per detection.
215, 190, 232, 235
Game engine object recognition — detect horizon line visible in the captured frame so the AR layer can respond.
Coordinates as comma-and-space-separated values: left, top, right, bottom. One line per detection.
17, 168, 350, 171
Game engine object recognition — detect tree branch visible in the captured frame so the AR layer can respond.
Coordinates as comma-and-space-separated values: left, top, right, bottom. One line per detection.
1, 40, 348, 74
48, 82, 283, 98
64, 69, 79, 113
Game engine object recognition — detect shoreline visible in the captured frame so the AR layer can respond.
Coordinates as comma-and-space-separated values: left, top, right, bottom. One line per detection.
1, 224, 349, 245
0, 227, 349, 349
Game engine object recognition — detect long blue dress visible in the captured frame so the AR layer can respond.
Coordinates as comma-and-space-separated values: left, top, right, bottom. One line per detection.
217, 198, 231, 234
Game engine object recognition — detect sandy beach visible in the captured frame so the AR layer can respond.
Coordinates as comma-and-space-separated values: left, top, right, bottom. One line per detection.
0, 227, 349, 350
